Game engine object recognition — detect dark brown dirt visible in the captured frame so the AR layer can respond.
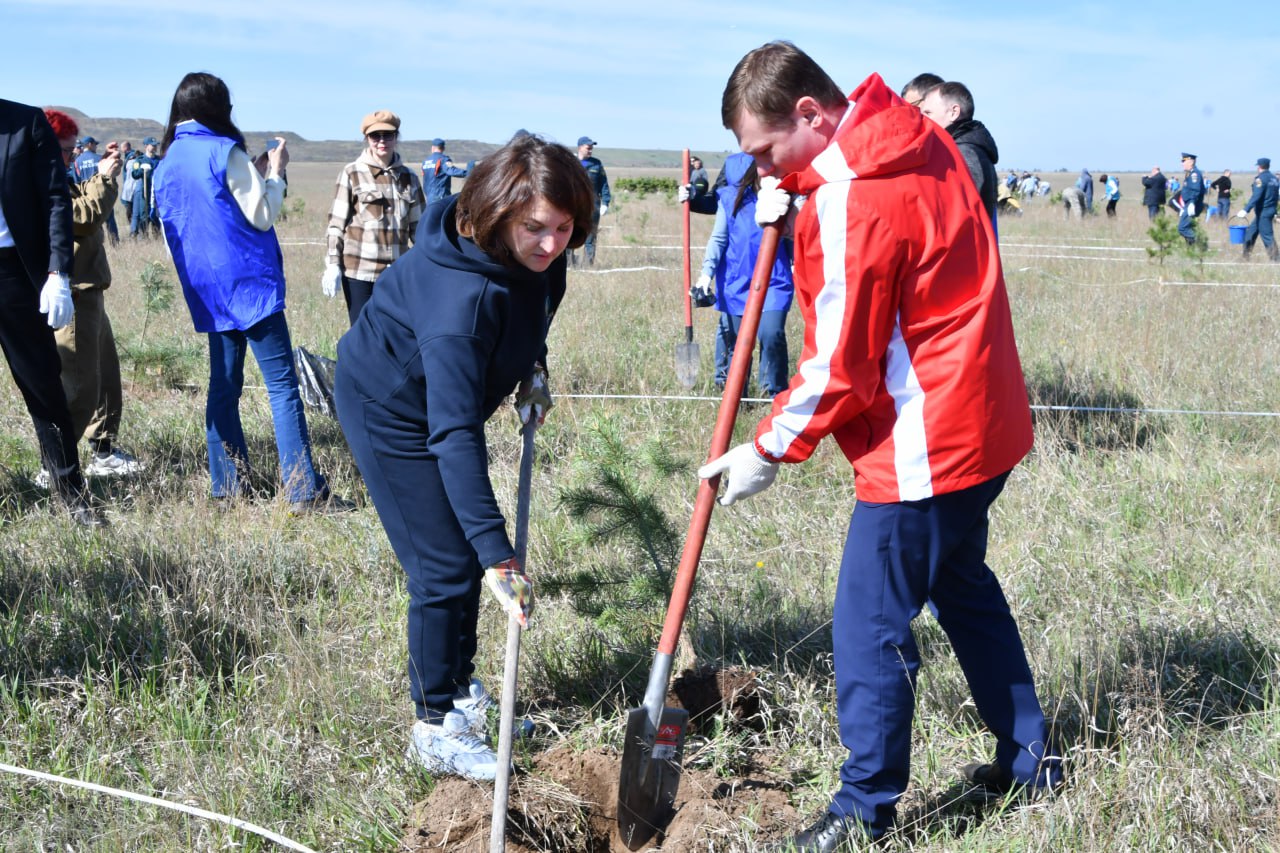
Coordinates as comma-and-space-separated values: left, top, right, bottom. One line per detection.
401, 744, 799, 852
401, 667, 798, 852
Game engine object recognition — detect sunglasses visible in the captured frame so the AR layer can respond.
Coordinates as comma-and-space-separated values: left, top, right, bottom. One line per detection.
368, 131, 397, 141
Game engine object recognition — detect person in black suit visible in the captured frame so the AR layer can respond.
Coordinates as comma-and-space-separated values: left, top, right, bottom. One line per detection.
0, 98, 104, 526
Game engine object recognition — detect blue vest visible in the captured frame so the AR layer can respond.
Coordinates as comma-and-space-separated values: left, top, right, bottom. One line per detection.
154, 122, 286, 333
713, 155, 793, 315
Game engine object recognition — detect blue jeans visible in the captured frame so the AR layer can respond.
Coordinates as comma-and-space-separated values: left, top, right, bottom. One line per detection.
714, 309, 790, 396
1218, 198, 1230, 218
828, 473, 1060, 833
206, 311, 325, 502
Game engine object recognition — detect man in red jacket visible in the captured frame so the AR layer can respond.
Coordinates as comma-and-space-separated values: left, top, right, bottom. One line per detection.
700, 41, 1062, 850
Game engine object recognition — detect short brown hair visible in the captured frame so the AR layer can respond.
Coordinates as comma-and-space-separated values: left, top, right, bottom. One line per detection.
455, 134, 596, 266
722, 41, 847, 130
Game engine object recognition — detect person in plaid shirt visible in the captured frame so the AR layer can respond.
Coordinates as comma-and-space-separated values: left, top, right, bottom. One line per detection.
322, 110, 425, 325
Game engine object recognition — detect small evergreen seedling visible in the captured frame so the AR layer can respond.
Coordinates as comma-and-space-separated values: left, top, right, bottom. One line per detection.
1147, 214, 1180, 265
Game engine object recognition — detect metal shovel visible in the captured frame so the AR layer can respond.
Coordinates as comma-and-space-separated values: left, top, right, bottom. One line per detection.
674, 148, 700, 388
490, 417, 537, 853
617, 223, 783, 850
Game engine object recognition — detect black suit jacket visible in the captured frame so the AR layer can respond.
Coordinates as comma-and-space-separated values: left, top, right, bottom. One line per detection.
0, 98, 73, 287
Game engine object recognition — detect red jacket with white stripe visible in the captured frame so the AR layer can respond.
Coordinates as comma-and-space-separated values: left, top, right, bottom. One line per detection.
753, 73, 1032, 503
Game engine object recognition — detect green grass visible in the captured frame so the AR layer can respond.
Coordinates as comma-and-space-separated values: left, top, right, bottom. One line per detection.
0, 166, 1277, 849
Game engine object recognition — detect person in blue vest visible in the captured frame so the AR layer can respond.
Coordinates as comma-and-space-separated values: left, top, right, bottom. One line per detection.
1102, 173, 1120, 217
154, 72, 342, 511
1178, 152, 1205, 244
567, 136, 610, 266
1234, 158, 1279, 261
334, 133, 596, 779
692, 151, 793, 396
421, 138, 472, 204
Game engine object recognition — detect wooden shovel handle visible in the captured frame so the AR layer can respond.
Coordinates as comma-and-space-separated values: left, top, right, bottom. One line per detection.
682, 149, 693, 331
657, 222, 782, 656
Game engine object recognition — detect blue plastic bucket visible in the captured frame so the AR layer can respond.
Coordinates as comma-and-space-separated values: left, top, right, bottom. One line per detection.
1229, 224, 1247, 244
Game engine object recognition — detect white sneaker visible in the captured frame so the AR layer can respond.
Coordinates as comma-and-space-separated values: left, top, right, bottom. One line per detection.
454, 679, 535, 741
34, 469, 50, 490
405, 711, 499, 781
84, 448, 143, 479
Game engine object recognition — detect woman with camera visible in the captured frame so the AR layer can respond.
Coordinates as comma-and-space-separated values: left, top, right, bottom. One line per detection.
154, 72, 339, 510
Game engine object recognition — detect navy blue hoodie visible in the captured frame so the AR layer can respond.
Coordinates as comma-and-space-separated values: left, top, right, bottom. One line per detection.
337, 196, 566, 567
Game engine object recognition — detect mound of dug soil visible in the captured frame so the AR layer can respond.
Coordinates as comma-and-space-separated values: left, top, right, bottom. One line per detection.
403, 667, 799, 851
402, 744, 799, 852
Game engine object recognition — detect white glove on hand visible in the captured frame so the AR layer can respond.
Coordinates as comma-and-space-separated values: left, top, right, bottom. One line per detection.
677, 184, 691, 203
514, 364, 553, 425
1185, 203, 1195, 217
697, 441, 779, 506
484, 557, 533, 629
39, 273, 74, 329
754, 176, 791, 226
1236, 209, 1249, 219
599, 203, 609, 217
320, 264, 341, 299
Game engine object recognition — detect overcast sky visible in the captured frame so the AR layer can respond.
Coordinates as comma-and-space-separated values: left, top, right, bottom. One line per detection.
7, 0, 1278, 172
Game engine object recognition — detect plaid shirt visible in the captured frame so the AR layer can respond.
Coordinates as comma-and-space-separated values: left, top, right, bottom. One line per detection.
325, 151, 424, 282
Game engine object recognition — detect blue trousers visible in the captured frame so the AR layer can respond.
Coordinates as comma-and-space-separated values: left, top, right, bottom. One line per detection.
1243, 212, 1277, 259
333, 364, 481, 723
829, 473, 1060, 834
715, 309, 790, 396
1178, 208, 1201, 243
205, 311, 325, 502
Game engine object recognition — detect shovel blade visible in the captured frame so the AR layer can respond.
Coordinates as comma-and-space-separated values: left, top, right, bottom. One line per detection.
616, 705, 689, 850
675, 342, 700, 389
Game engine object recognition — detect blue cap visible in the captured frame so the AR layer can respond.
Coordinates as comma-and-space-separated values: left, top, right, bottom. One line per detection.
432, 138, 445, 147
1258, 157, 1271, 169
143, 136, 159, 146
79, 135, 97, 145
577, 136, 596, 147
1181, 152, 1196, 160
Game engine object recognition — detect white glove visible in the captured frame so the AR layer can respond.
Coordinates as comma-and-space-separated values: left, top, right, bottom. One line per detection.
514, 364, 552, 425
677, 184, 691, 203
1236, 209, 1249, 219
690, 273, 715, 307
697, 441, 779, 506
754, 176, 791, 226
39, 273, 74, 329
320, 264, 341, 299
1185, 203, 1195, 217
599, 203, 609, 217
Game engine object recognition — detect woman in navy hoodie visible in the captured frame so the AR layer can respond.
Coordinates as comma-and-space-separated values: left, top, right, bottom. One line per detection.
334, 134, 595, 780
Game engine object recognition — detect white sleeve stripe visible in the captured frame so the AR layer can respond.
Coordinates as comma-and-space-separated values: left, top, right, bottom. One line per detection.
885, 314, 933, 500
758, 181, 851, 459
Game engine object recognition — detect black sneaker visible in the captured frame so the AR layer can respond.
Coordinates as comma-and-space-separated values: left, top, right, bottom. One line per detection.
287, 492, 356, 516
767, 811, 873, 852
960, 761, 1061, 801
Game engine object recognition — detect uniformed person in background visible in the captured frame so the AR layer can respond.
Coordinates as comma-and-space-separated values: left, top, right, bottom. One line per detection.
1177, 151, 1205, 245
1235, 157, 1279, 261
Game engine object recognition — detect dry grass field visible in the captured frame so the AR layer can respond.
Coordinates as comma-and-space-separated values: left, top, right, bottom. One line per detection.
0, 158, 1276, 851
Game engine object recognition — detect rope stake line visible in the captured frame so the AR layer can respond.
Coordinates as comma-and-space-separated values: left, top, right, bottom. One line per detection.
0, 762, 318, 853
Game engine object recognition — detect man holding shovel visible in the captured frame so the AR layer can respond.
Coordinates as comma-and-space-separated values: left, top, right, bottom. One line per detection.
700, 41, 1062, 850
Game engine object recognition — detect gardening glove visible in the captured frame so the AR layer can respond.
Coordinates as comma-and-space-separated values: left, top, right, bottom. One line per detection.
320, 264, 341, 299
698, 441, 779, 506
677, 183, 691, 203
755, 176, 791, 226
1185, 203, 1195, 217
690, 273, 715, 307
39, 273, 74, 329
599, 202, 609, 217
514, 364, 552, 425
1236, 209, 1249, 219
484, 556, 533, 628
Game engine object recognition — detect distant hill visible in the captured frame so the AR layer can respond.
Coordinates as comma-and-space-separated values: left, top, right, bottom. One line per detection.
52, 107, 729, 169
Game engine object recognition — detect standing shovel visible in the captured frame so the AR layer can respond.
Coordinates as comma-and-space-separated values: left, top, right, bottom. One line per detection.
674, 148, 700, 388
617, 223, 783, 850
490, 417, 537, 853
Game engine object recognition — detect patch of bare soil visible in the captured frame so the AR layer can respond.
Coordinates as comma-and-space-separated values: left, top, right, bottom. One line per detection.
402, 668, 798, 852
